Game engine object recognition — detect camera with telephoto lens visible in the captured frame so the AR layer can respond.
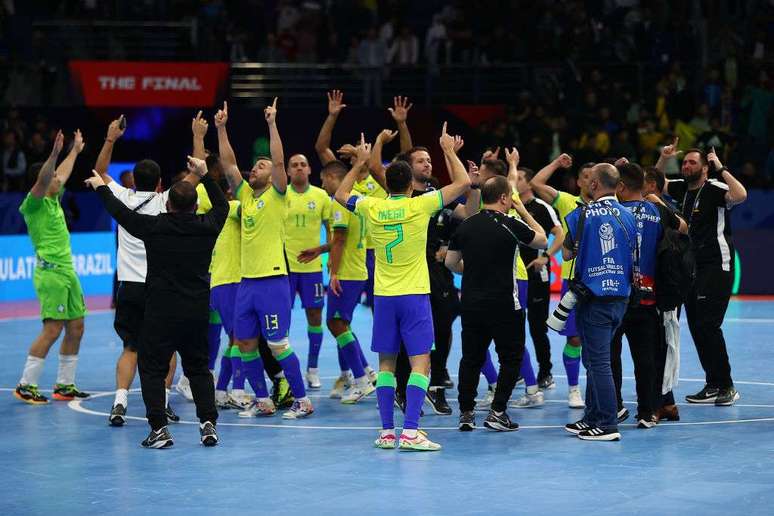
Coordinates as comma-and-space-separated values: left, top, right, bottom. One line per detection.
546, 280, 592, 332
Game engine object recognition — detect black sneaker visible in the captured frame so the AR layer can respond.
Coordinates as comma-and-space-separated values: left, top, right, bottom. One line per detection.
200, 421, 218, 446
425, 388, 452, 415
565, 420, 592, 435
537, 373, 555, 390
483, 410, 519, 432
458, 410, 476, 431
141, 426, 174, 449
617, 407, 630, 424
14, 384, 49, 405
685, 385, 719, 404
271, 377, 295, 409
715, 387, 740, 406
442, 369, 454, 389
394, 391, 423, 416
109, 403, 127, 426
577, 426, 621, 441
165, 404, 180, 423
636, 415, 658, 429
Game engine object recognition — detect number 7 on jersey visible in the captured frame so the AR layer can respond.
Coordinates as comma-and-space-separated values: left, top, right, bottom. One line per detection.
384, 223, 404, 263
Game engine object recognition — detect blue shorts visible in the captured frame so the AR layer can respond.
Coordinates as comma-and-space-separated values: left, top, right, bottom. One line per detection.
234, 276, 291, 341
210, 283, 239, 337
559, 279, 578, 337
372, 294, 434, 356
327, 280, 366, 323
289, 271, 324, 309
517, 279, 528, 310
364, 249, 375, 305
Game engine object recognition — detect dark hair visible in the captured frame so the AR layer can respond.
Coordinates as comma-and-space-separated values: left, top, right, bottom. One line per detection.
617, 162, 645, 191
684, 148, 707, 166
520, 167, 536, 181
133, 159, 161, 191
385, 160, 413, 193
595, 163, 620, 189
481, 175, 511, 204
644, 166, 666, 192
205, 153, 220, 172
168, 180, 197, 212
321, 160, 348, 177
396, 146, 430, 165
254, 155, 272, 164
481, 159, 507, 177
578, 162, 596, 175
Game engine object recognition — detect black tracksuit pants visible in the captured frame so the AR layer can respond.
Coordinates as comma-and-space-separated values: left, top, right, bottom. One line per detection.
526, 271, 552, 377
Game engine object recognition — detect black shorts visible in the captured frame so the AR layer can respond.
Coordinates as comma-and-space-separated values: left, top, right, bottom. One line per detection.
114, 281, 146, 350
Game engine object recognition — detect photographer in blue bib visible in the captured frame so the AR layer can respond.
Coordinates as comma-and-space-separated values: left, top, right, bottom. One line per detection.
556, 163, 637, 442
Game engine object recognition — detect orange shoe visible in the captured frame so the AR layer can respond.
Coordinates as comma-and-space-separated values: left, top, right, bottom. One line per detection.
14, 384, 49, 405
52, 384, 90, 401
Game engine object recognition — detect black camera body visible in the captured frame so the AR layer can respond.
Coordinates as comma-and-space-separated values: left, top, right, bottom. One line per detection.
568, 279, 593, 303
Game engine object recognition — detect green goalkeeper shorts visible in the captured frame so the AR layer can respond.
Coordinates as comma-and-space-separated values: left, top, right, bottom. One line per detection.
33, 266, 87, 321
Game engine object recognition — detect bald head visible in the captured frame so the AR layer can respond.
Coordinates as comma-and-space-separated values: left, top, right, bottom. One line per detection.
590, 163, 620, 200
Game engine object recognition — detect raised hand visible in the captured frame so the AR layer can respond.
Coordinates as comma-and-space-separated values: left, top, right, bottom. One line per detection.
453, 135, 464, 153
355, 133, 371, 164
467, 160, 480, 186
51, 130, 64, 156
264, 97, 278, 125
192, 110, 209, 137
376, 129, 398, 145
504, 147, 519, 167
555, 153, 573, 169
107, 116, 125, 142
84, 169, 106, 190
337, 143, 357, 159
482, 146, 500, 162
439, 122, 455, 152
613, 157, 628, 166
72, 129, 85, 154
388, 96, 413, 123
327, 90, 347, 116
214, 101, 228, 128
187, 155, 208, 177
660, 136, 681, 159
707, 146, 722, 169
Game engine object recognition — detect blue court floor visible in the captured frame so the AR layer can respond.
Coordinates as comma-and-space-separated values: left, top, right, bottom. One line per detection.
2, 298, 774, 515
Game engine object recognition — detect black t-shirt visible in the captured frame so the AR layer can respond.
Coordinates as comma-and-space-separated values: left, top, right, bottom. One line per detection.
667, 178, 734, 270
519, 197, 561, 268
449, 209, 536, 311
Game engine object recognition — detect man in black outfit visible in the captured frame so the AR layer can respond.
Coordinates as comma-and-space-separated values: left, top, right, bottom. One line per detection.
659, 144, 747, 406
86, 156, 228, 448
445, 176, 547, 432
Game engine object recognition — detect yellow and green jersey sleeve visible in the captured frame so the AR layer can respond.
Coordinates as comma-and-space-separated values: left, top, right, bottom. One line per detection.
552, 191, 581, 279
210, 201, 242, 287
284, 185, 331, 273
196, 183, 212, 214
331, 201, 367, 281
355, 191, 443, 296
353, 174, 388, 250
506, 194, 531, 281
236, 180, 288, 278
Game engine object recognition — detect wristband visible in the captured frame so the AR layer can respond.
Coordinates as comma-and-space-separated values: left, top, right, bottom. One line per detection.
470, 184, 480, 190
717, 166, 729, 174
105, 138, 115, 143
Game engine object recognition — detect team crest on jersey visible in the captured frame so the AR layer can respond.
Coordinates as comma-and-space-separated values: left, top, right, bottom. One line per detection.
307, 201, 316, 210
57, 304, 65, 313
366, 182, 375, 191
333, 211, 343, 222
599, 223, 616, 255
257, 199, 265, 209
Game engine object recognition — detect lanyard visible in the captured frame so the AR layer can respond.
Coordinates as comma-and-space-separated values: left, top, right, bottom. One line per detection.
682, 182, 706, 229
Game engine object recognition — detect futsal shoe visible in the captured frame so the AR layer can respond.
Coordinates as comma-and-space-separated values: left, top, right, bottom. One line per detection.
636, 415, 658, 429
425, 388, 452, 415
165, 404, 180, 423
398, 430, 441, 451
329, 373, 351, 399
141, 426, 174, 449
458, 411, 476, 431
537, 373, 556, 390
227, 390, 252, 410
568, 387, 585, 409
483, 410, 520, 432
617, 407, 630, 423
577, 426, 621, 441
52, 384, 90, 401
565, 420, 592, 435
374, 430, 397, 449
475, 386, 495, 411
282, 398, 315, 419
215, 390, 230, 409
200, 421, 218, 447
715, 387, 740, 406
341, 381, 376, 404
109, 404, 127, 426
441, 369, 454, 389
510, 391, 545, 408
655, 404, 680, 422
271, 377, 295, 409
175, 376, 194, 402
306, 369, 322, 390
238, 399, 276, 417
14, 384, 49, 405
366, 367, 378, 386
685, 385, 719, 404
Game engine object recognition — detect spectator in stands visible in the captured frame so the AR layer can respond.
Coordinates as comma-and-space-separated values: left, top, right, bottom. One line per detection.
357, 28, 387, 106
388, 26, 419, 66
2, 130, 27, 192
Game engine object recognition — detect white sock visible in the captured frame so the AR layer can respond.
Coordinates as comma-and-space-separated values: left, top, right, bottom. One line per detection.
114, 388, 129, 407
56, 354, 78, 385
274, 371, 285, 379
526, 385, 539, 395
365, 365, 374, 374
345, 370, 355, 382
307, 367, 319, 374
380, 428, 395, 437
20, 356, 45, 386
340, 369, 351, 377
165, 388, 170, 407
231, 388, 245, 397
402, 428, 418, 438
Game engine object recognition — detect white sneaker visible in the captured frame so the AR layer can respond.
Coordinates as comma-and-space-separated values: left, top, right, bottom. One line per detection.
341, 380, 376, 404
215, 390, 230, 409
568, 387, 585, 408
476, 385, 495, 411
306, 369, 321, 390
510, 390, 545, 408
366, 367, 378, 385
175, 376, 194, 402
282, 398, 314, 419
329, 372, 352, 399
226, 390, 252, 410
238, 398, 276, 417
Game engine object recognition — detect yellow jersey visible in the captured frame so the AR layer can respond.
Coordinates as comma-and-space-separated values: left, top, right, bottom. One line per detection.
507, 191, 529, 281
352, 174, 388, 249
196, 184, 241, 286
552, 191, 582, 279
284, 185, 331, 273
331, 199, 367, 281
235, 180, 287, 278
352, 191, 443, 296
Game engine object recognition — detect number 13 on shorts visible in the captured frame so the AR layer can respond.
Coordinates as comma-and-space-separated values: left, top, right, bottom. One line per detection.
264, 313, 279, 330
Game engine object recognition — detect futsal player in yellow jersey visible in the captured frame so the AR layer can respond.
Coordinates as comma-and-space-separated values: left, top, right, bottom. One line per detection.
281, 154, 332, 389
335, 124, 470, 451
216, 99, 313, 420
530, 153, 593, 409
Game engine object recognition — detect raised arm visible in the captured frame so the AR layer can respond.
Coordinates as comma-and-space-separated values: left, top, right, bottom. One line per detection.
511, 197, 548, 249
438, 122, 471, 206
264, 97, 287, 193
192, 110, 208, 160
189, 156, 228, 232
335, 141, 370, 207
531, 153, 572, 204
29, 131, 64, 198
214, 101, 243, 193
708, 147, 747, 207
388, 96, 413, 152
369, 129, 397, 190
50, 130, 86, 195
86, 170, 153, 240
655, 136, 681, 175
504, 147, 519, 190
315, 90, 347, 165
95, 116, 126, 183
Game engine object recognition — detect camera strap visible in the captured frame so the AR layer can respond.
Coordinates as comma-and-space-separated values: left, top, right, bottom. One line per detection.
609, 202, 640, 287
569, 205, 588, 282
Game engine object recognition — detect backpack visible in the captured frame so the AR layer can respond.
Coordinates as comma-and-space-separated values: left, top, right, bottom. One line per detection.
655, 227, 694, 311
